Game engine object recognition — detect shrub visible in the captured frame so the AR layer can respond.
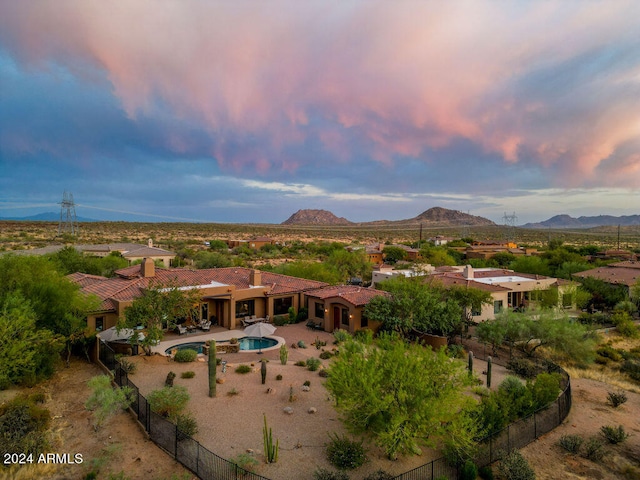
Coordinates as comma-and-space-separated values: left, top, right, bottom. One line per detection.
506, 358, 541, 379
306, 357, 322, 371
596, 345, 622, 362
319, 369, 329, 378
176, 413, 198, 437
295, 360, 307, 367
147, 386, 189, 418
620, 360, 640, 382
333, 329, 351, 344
363, 470, 393, 480
85, 375, 135, 430
276, 374, 283, 381
118, 358, 137, 374
498, 450, 535, 480
235, 364, 252, 374
231, 453, 258, 473
607, 390, 628, 407
273, 315, 289, 326
0, 394, 51, 456
326, 433, 367, 470
174, 349, 198, 363
165, 371, 176, 387
446, 344, 465, 359
320, 351, 333, 360
616, 318, 640, 338
181, 371, 195, 379
313, 468, 349, 480
478, 465, 494, 480
582, 438, 605, 461
227, 388, 240, 396
353, 329, 374, 345
460, 460, 478, 480
303, 380, 311, 387
600, 425, 629, 444
297, 340, 307, 348
558, 434, 583, 453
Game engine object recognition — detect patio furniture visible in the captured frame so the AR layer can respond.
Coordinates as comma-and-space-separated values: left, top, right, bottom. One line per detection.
200, 320, 211, 331
176, 325, 187, 335
306, 320, 323, 331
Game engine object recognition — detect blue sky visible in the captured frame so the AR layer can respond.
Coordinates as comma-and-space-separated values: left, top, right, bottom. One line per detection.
1, 1, 639, 224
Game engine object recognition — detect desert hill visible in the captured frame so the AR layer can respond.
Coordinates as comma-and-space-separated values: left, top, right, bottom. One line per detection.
522, 213, 640, 229
281, 209, 353, 225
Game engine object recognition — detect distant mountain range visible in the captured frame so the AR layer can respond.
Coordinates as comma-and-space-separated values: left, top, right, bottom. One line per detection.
282, 207, 496, 227
522, 214, 640, 229
0, 211, 98, 222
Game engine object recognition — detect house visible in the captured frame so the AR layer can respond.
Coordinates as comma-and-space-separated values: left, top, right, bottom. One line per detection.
364, 244, 384, 264
304, 285, 390, 333
227, 236, 275, 250
371, 263, 434, 288
573, 261, 640, 300
421, 265, 575, 322
70, 259, 328, 333
464, 242, 534, 260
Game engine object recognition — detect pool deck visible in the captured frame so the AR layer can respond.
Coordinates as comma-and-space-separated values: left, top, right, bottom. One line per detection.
153, 326, 285, 355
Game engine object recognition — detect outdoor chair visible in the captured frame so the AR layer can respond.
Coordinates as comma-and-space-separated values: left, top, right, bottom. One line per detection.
176, 325, 187, 335
200, 320, 211, 331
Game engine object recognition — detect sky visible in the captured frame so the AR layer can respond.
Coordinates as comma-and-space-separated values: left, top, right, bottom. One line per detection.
1, 1, 639, 225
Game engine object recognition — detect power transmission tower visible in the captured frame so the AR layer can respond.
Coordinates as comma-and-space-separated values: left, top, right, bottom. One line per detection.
58, 191, 79, 236
502, 211, 518, 244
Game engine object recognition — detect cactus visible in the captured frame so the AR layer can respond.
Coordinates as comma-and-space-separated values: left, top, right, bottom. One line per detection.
468, 351, 474, 377
487, 356, 492, 389
261, 359, 267, 385
208, 339, 217, 397
165, 371, 176, 387
263, 414, 279, 463
279, 343, 288, 365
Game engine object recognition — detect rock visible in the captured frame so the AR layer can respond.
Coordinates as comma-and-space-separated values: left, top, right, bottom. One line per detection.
216, 378, 226, 384
291, 343, 298, 349
308, 407, 317, 414
283, 406, 294, 415
266, 387, 276, 394
246, 449, 254, 455
301, 385, 310, 392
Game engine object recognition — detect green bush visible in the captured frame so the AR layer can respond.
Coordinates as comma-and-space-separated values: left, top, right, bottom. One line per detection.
320, 351, 333, 360
616, 318, 640, 338
147, 386, 190, 418
318, 369, 329, 378
231, 453, 258, 473
558, 434, 583, 453
333, 329, 351, 344
506, 358, 542, 379
176, 413, 198, 438
0, 394, 51, 457
478, 465, 494, 480
174, 349, 198, 363
303, 380, 311, 387
446, 344, 465, 359
459, 460, 478, 480
326, 433, 367, 470
353, 329, 374, 345
596, 345, 622, 362
235, 364, 252, 374
181, 371, 196, 379
498, 450, 535, 480
582, 437, 605, 461
118, 357, 137, 374
306, 357, 322, 372
620, 360, 640, 382
313, 468, 349, 480
600, 425, 629, 444
297, 340, 307, 348
273, 315, 289, 326
363, 470, 393, 480
295, 360, 307, 367
607, 390, 628, 407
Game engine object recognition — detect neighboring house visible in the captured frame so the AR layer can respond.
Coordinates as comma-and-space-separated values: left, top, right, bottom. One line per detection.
70, 259, 328, 333
227, 236, 275, 250
428, 235, 455, 246
364, 244, 384, 264
6, 239, 176, 267
371, 263, 434, 288
305, 285, 390, 333
464, 243, 536, 260
573, 261, 640, 300
428, 265, 576, 322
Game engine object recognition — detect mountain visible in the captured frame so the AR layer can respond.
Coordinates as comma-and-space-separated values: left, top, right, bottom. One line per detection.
522, 214, 640, 229
281, 209, 354, 225
371, 207, 495, 226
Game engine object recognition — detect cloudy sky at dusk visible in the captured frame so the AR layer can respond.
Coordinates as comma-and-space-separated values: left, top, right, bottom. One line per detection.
1, 1, 639, 224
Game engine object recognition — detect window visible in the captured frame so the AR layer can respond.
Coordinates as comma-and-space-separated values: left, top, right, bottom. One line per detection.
95, 316, 104, 332
341, 308, 349, 326
472, 306, 482, 317
314, 302, 325, 319
235, 300, 255, 318
493, 301, 503, 314
201, 303, 208, 321
274, 297, 293, 316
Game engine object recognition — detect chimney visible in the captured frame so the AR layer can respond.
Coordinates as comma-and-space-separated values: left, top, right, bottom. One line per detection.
141, 257, 155, 278
148, 238, 153, 248
250, 269, 261, 286
463, 265, 474, 279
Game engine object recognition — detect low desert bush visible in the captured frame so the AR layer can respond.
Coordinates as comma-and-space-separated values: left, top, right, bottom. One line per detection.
319, 369, 329, 377
363, 470, 393, 480
506, 358, 542, 379
326, 433, 367, 470
297, 340, 307, 348
621, 360, 640, 382
176, 413, 198, 438
276, 374, 283, 381
0, 394, 51, 456
231, 453, 258, 473
319, 351, 333, 360
118, 357, 137, 374
558, 434, 584, 453
333, 329, 351, 344
181, 371, 195, 379
295, 360, 307, 367
147, 386, 189, 418
306, 357, 322, 372
174, 349, 198, 363
600, 425, 629, 444
313, 468, 349, 480
582, 438, 605, 461
227, 388, 240, 396
498, 450, 535, 480
459, 460, 478, 480
607, 390, 628, 407
273, 315, 289, 326
235, 364, 252, 374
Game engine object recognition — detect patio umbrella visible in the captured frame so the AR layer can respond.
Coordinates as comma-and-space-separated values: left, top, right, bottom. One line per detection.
98, 326, 145, 343
243, 322, 276, 354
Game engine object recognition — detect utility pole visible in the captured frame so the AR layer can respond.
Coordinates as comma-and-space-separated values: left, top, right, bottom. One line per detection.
502, 211, 518, 244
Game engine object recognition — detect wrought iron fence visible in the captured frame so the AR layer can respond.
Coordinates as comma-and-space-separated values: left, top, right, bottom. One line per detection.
98, 339, 571, 480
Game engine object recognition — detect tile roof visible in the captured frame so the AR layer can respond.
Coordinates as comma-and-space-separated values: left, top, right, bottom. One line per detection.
306, 285, 390, 307
429, 274, 509, 293
573, 264, 640, 287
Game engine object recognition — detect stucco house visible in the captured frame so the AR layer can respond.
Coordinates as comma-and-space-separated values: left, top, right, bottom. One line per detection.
573, 260, 640, 300
304, 285, 390, 333
70, 259, 327, 333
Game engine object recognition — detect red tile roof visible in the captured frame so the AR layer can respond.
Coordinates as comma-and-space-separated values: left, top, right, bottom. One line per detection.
306, 285, 390, 307
573, 264, 640, 287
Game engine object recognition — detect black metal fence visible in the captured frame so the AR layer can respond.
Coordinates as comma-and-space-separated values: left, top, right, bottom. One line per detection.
98, 341, 270, 480
98, 340, 571, 480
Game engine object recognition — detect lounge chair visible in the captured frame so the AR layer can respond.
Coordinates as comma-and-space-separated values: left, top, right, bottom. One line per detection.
176, 325, 187, 335
200, 320, 211, 331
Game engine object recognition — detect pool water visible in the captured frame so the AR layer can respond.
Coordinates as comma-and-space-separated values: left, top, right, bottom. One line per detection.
165, 336, 278, 354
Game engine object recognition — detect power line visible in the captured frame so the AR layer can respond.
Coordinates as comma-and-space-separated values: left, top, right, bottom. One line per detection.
58, 191, 79, 235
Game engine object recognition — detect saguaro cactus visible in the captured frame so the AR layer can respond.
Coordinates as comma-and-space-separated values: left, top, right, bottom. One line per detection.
279, 343, 288, 365
208, 339, 217, 398
487, 356, 492, 389
261, 359, 267, 384
468, 351, 474, 377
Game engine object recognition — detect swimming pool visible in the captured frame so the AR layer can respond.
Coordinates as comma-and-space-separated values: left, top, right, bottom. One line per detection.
165, 336, 278, 354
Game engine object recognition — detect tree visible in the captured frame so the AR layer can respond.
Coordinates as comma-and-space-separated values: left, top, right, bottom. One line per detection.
85, 375, 134, 430
0, 294, 64, 389
194, 251, 233, 269
325, 249, 371, 283
578, 277, 627, 312
208, 239, 229, 251
382, 246, 407, 264
419, 246, 456, 267
509, 256, 551, 276
446, 285, 493, 328
273, 261, 342, 284
119, 282, 201, 355
325, 333, 473, 459
55, 291, 101, 367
